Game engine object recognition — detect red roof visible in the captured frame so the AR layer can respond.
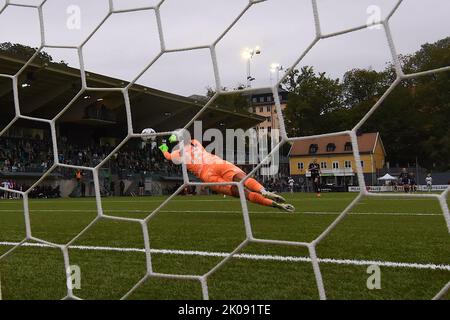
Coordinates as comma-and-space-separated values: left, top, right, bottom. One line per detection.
289, 132, 382, 156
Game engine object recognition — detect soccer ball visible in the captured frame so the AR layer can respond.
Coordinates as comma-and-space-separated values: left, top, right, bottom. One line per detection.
141, 128, 156, 142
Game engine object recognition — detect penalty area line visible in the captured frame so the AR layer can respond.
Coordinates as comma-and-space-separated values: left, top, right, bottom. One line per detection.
0, 241, 449, 272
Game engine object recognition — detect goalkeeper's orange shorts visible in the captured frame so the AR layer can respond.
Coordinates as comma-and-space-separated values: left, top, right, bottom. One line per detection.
199, 163, 245, 196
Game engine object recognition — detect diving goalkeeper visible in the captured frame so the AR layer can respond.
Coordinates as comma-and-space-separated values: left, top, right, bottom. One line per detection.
158, 134, 295, 213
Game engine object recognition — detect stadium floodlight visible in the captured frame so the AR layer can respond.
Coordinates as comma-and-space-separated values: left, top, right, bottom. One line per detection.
241, 48, 252, 60
242, 46, 261, 87
270, 63, 284, 83
270, 63, 281, 72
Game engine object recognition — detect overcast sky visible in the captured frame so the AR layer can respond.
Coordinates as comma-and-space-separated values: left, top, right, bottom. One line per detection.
0, 0, 449, 97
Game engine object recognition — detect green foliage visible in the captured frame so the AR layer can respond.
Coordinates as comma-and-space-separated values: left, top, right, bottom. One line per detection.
283, 37, 450, 170
402, 37, 450, 74
0, 42, 68, 66
284, 66, 344, 136
206, 86, 250, 112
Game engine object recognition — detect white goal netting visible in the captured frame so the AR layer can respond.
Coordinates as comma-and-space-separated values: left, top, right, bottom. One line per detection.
0, 0, 449, 300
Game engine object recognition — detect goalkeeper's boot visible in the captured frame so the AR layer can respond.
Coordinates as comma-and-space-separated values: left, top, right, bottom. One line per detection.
262, 190, 286, 203
272, 202, 295, 213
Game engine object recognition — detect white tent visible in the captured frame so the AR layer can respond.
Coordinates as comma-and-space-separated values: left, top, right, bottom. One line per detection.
378, 174, 397, 181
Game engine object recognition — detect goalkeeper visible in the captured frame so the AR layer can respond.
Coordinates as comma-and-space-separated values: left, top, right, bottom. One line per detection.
158, 133, 295, 213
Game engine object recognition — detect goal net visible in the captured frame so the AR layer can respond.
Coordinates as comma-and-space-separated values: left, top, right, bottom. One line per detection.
0, 0, 449, 300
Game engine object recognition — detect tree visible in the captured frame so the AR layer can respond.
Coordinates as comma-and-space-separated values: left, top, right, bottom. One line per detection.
283, 66, 344, 136
342, 68, 390, 107
205, 86, 250, 112
283, 36, 450, 170
402, 37, 450, 74
0, 42, 68, 66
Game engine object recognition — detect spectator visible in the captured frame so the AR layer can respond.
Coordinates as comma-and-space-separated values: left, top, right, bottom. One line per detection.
81, 182, 86, 197
110, 181, 115, 196
119, 180, 125, 197
288, 177, 295, 193
409, 172, 417, 193
138, 180, 145, 196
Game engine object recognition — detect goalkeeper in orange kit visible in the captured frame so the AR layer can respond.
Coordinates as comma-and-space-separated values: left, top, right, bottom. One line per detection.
159, 134, 295, 213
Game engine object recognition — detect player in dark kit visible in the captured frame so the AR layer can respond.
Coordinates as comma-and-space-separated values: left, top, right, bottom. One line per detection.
308, 159, 321, 197
408, 172, 417, 193
398, 168, 410, 193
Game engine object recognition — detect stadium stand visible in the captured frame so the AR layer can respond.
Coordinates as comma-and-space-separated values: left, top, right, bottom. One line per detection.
0, 52, 265, 197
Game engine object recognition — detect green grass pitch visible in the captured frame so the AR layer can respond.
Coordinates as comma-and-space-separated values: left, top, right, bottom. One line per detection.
0, 193, 449, 300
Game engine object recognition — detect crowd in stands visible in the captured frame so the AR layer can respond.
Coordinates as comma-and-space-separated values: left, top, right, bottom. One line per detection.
1, 135, 295, 197
0, 136, 53, 174
109, 142, 182, 178
57, 137, 182, 178
0, 135, 182, 177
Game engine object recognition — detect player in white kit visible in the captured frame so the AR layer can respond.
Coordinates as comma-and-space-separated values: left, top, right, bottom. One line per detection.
425, 174, 433, 192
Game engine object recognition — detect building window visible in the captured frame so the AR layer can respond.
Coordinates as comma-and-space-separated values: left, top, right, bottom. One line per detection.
267, 96, 273, 102
326, 143, 336, 152
344, 142, 352, 152
252, 97, 257, 103
309, 144, 318, 154
360, 161, 364, 168
259, 107, 264, 113
332, 161, 339, 169
298, 162, 304, 170
267, 126, 272, 132
345, 160, 352, 168
321, 162, 327, 169
252, 107, 256, 113
266, 106, 271, 112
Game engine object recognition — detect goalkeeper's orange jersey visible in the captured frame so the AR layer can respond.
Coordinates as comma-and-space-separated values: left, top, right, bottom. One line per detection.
162, 139, 230, 179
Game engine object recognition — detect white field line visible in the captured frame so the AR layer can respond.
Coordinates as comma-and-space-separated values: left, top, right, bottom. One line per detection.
0, 209, 442, 216
0, 241, 449, 272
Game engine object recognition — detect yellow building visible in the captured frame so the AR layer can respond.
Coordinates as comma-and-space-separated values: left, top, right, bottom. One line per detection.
289, 132, 386, 187
248, 88, 288, 132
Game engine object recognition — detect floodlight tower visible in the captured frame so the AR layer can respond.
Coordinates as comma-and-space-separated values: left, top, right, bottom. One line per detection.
270, 63, 284, 84
242, 46, 261, 87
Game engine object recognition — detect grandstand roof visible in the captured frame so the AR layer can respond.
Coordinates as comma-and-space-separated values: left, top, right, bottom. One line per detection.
0, 53, 264, 132
289, 132, 385, 156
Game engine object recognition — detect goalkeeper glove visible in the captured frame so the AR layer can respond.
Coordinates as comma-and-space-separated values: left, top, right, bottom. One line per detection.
159, 143, 169, 153
169, 134, 178, 144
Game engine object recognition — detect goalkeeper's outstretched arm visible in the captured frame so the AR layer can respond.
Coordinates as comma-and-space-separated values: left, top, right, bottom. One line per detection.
159, 143, 180, 162
159, 135, 182, 162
